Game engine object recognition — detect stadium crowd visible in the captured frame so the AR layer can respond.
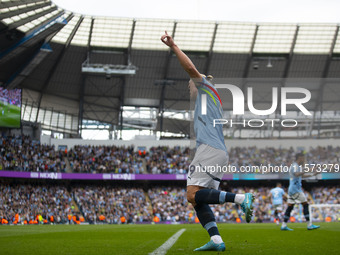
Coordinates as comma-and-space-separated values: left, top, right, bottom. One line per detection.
73, 186, 152, 224
145, 146, 190, 174
0, 184, 78, 224
0, 87, 21, 106
310, 186, 340, 222
148, 187, 191, 222
228, 146, 340, 173
67, 145, 144, 174
1, 135, 339, 174
1, 183, 338, 225
0, 135, 66, 172
148, 187, 241, 223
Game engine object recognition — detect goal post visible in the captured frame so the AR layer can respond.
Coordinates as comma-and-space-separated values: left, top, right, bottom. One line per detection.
309, 204, 340, 224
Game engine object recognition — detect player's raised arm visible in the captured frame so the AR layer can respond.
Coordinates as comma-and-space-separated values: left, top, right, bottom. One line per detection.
161, 31, 201, 79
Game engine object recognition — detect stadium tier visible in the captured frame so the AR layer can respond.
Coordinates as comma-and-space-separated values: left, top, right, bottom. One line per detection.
1, 183, 339, 225
1, 135, 339, 177
1, 1, 340, 138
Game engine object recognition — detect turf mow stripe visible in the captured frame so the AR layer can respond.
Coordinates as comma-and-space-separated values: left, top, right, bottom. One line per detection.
149, 228, 186, 255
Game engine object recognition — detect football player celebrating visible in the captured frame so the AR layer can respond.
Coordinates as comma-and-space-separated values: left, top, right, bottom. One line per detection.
161, 31, 254, 251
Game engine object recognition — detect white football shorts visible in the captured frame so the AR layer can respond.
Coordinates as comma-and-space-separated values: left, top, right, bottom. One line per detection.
287, 192, 307, 204
187, 144, 228, 190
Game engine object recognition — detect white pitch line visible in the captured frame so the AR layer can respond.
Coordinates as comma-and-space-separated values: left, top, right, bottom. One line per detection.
149, 228, 186, 255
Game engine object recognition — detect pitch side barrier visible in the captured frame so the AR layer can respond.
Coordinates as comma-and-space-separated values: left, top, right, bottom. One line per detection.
0, 171, 339, 180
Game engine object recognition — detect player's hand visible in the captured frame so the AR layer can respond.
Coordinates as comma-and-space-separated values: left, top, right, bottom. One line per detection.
161, 31, 175, 47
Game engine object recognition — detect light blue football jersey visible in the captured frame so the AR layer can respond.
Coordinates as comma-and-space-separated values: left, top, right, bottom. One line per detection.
288, 162, 302, 195
194, 77, 227, 154
270, 187, 285, 205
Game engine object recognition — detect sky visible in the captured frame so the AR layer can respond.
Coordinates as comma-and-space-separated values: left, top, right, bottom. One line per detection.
52, 0, 340, 23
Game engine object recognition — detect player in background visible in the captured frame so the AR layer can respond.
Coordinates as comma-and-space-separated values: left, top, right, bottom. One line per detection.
281, 153, 320, 231
161, 31, 254, 252
270, 183, 285, 225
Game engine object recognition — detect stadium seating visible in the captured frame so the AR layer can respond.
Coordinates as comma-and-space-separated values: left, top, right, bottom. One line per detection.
1, 183, 338, 224
0, 184, 78, 224
73, 186, 152, 223
310, 186, 340, 222
0, 135, 66, 172
1, 135, 339, 174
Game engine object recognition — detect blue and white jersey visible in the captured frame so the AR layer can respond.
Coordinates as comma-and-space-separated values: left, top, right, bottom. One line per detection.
270, 187, 285, 205
194, 77, 227, 154
288, 162, 302, 195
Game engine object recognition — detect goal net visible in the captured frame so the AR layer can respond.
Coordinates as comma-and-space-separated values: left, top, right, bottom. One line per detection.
309, 204, 340, 223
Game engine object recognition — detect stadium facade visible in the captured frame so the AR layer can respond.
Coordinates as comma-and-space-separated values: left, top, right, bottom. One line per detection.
1, 0, 340, 139
0, 0, 339, 230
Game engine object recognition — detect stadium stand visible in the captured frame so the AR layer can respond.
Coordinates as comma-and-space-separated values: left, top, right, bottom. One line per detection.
1, 135, 339, 174
1, 183, 338, 225
73, 186, 152, 224
148, 187, 191, 222
0, 0, 339, 232
67, 145, 144, 174
1, 1, 340, 254
0, 135, 66, 172
0, 183, 78, 224
310, 186, 340, 222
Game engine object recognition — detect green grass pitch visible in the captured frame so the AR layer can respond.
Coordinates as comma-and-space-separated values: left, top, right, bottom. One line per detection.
0, 223, 339, 255
0, 100, 21, 128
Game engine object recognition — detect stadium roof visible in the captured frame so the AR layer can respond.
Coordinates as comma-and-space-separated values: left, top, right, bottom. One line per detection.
1, 0, 340, 136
